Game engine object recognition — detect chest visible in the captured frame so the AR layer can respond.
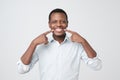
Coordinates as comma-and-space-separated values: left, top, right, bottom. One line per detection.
37, 42, 83, 66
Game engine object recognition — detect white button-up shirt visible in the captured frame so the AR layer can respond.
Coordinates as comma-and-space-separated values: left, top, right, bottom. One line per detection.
17, 34, 102, 80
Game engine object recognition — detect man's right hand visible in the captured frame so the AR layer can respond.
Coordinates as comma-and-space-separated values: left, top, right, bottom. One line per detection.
20, 30, 52, 65
32, 30, 52, 45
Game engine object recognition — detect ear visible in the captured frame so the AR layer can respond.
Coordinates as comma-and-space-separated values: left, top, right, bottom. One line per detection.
66, 22, 68, 28
48, 21, 51, 29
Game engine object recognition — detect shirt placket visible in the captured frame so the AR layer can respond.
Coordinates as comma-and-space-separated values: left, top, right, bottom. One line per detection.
56, 42, 63, 80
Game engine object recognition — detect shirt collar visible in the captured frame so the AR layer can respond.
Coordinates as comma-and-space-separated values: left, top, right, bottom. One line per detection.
48, 33, 70, 43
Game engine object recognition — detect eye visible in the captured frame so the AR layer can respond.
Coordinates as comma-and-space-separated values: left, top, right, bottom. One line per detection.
50, 20, 57, 24
61, 20, 67, 24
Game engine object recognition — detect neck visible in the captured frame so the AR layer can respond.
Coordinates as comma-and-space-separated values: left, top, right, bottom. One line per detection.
53, 33, 66, 44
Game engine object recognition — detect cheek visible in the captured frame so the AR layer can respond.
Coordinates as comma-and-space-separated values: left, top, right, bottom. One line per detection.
63, 24, 68, 29
49, 23, 68, 29
49, 24, 54, 29
50, 26, 54, 29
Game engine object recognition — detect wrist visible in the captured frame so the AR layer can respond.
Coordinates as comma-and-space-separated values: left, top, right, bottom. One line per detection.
78, 38, 86, 44
31, 40, 38, 47
81, 38, 86, 43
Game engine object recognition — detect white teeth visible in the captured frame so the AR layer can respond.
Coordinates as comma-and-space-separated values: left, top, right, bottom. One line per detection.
55, 28, 62, 32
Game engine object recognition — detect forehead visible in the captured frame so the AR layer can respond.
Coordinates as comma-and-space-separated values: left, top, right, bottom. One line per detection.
50, 12, 67, 20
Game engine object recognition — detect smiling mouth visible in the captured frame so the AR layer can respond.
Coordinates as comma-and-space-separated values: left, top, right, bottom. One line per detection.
54, 28, 64, 32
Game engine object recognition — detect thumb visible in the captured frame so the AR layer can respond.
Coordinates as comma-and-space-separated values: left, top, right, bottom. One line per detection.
70, 36, 74, 42
65, 29, 75, 34
44, 38, 49, 45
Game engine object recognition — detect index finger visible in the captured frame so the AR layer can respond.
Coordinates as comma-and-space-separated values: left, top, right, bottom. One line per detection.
65, 29, 75, 34
43, 30, 52, 35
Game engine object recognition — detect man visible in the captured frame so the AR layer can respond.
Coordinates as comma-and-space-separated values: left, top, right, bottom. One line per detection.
17, 8, 102, 80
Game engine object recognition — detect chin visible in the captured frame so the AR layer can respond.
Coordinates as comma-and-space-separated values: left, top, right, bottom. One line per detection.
54, 32, 65, 37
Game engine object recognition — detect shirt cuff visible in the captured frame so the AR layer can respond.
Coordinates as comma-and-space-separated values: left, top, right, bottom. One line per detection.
17, 59, 30, 74
87, 57, 102, 70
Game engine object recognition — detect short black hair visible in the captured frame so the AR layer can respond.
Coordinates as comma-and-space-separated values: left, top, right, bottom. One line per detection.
49, 8, 68, 22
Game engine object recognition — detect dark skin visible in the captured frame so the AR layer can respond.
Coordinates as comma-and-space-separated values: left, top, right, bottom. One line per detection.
49, 12, 68, 43
21, 12, 96, 65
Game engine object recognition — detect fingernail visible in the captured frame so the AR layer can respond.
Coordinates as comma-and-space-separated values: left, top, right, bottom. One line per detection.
51, 29, 54, 32
64, 29, 67, 31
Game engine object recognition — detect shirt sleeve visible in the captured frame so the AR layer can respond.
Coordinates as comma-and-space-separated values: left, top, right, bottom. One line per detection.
17, 59, 30, 74
81, 49, 102, 71
17, 51, 39, 74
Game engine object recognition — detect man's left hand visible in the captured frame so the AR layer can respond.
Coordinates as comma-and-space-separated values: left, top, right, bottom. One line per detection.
65, 29, 85, 43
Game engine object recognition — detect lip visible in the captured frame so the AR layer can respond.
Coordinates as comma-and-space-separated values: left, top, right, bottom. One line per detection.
54, 28, 64, 32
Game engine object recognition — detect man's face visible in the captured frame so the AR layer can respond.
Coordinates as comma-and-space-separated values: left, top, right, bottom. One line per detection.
49, 12, 68, 36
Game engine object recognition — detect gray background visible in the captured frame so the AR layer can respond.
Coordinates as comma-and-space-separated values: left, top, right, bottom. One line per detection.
0, 0, 120, 80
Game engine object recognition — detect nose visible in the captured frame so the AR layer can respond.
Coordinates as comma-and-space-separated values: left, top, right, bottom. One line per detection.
56, 22, 61, 27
